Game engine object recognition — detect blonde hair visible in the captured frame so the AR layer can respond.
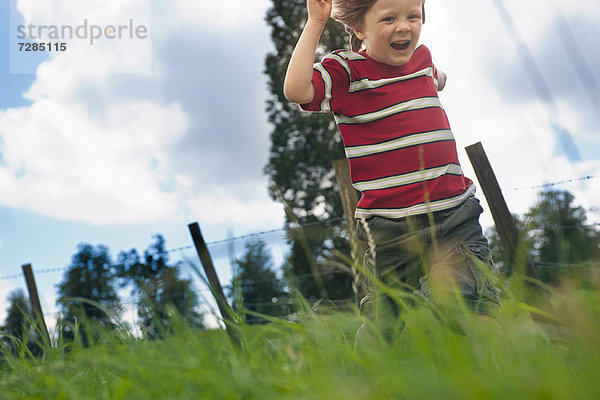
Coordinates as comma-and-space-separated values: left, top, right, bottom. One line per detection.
332, 0, 426, 52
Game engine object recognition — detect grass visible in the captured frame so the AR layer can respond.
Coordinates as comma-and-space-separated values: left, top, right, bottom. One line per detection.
1, 273, 600, 399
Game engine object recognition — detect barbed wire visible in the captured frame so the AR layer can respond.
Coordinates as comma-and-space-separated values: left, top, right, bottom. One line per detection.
1, 165, 596, 283
529, 222, 600, 231
220, 267, 356, 291
533, 261, 599, 269
1, 218, 598, 284
36, 267, 68, 275
504, 175, 599, 191
0, 218, 347, 281
2, 190, 598, 284
238, 297, 355, 308
167, 228, 286, 253
0, 266, 68, 282
2, 214, 599, 283
167, 217, 346, 254
0, 273, 23, 282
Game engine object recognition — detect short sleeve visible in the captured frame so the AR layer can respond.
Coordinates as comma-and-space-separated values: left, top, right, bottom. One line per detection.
432, 63, 440, 89
424, 48, 443, 90
414, 45, 440, 89
300, 53, 350, 113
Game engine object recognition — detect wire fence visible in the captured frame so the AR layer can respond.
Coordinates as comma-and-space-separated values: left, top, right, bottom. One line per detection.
1, 171, 598, 326
504, 175, 599, 191
532, 261, 599, 270
1, 185, 599, 285
2, 2, 598, 329
0, 217, 348, 284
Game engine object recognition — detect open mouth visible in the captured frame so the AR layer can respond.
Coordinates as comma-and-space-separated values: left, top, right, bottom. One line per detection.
391, 40, 410, 51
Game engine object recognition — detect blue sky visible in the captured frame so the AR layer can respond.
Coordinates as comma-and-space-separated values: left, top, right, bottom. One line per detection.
1, 0, 599, 329
0, 0, 35, 108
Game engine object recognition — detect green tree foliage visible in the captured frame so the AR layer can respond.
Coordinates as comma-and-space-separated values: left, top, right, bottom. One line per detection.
56, 244, 121, 344
487, 217, 533, 277
525, 190, 599, 283
264, 0, 354, 301
229, 239, 287, 323
117, 235, 204, 338
1, 290, 41, 356
2, 290, 32, 340
487, 189, 599, 283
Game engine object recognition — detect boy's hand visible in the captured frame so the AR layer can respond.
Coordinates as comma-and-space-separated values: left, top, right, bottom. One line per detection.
307, 0, 332, 25
284, 0, 331, 104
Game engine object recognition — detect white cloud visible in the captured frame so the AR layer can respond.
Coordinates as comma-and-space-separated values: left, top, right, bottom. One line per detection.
500, 0, 600, 42
186, 186, 284, 226
2, 0, 286, 228
171, 0, 270, 31
1, 0, 188, 225
0, 86, 188, 224
425, 0, 600, 228
3, 0, 598, 232
17, 0, 152, 30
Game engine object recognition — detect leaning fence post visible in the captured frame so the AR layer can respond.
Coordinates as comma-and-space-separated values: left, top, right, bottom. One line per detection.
22, 263, 51, 347
188, 222, 241, 348
465, 142, 536, 278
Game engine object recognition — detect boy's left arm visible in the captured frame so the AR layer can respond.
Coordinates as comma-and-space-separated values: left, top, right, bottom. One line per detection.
437, 70, 447, 91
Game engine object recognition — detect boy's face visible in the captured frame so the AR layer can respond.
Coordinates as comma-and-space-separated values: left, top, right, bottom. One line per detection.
354, 0, 423, 66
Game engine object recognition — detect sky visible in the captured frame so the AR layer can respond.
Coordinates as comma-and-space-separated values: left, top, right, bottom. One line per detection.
1, 0, 599, 331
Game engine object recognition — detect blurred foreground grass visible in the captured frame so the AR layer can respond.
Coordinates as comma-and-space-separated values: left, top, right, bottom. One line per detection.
1, 278, 599, 399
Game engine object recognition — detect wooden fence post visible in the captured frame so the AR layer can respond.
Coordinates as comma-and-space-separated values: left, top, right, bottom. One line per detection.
188, 222, 241, 348
332, 159, 367, 301
22, 264, 51, 347
465, 142, 535, 277
332, 159, 360, 232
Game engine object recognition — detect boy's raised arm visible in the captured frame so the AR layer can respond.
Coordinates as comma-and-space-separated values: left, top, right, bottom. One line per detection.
283, 0, 332, 105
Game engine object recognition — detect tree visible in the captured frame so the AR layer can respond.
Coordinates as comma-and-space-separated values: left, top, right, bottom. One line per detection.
2, 290, 32, 339
264, 0, 354, 301
1, 290, 41, 356
487, 216, 533, 277
56, 244, 121, 344
525, 190, 599, 283
117, 235, 204, 338
487, 190, 599, 283
229, 239, 287, 323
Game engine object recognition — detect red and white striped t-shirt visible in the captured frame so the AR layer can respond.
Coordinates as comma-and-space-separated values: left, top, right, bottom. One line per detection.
301, 44, 474, 220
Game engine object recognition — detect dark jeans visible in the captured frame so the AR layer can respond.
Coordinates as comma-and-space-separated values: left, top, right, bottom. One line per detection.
356, 196, 501, 338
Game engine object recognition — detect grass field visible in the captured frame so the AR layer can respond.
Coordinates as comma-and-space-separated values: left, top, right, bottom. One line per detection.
1, 272, 599, 400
